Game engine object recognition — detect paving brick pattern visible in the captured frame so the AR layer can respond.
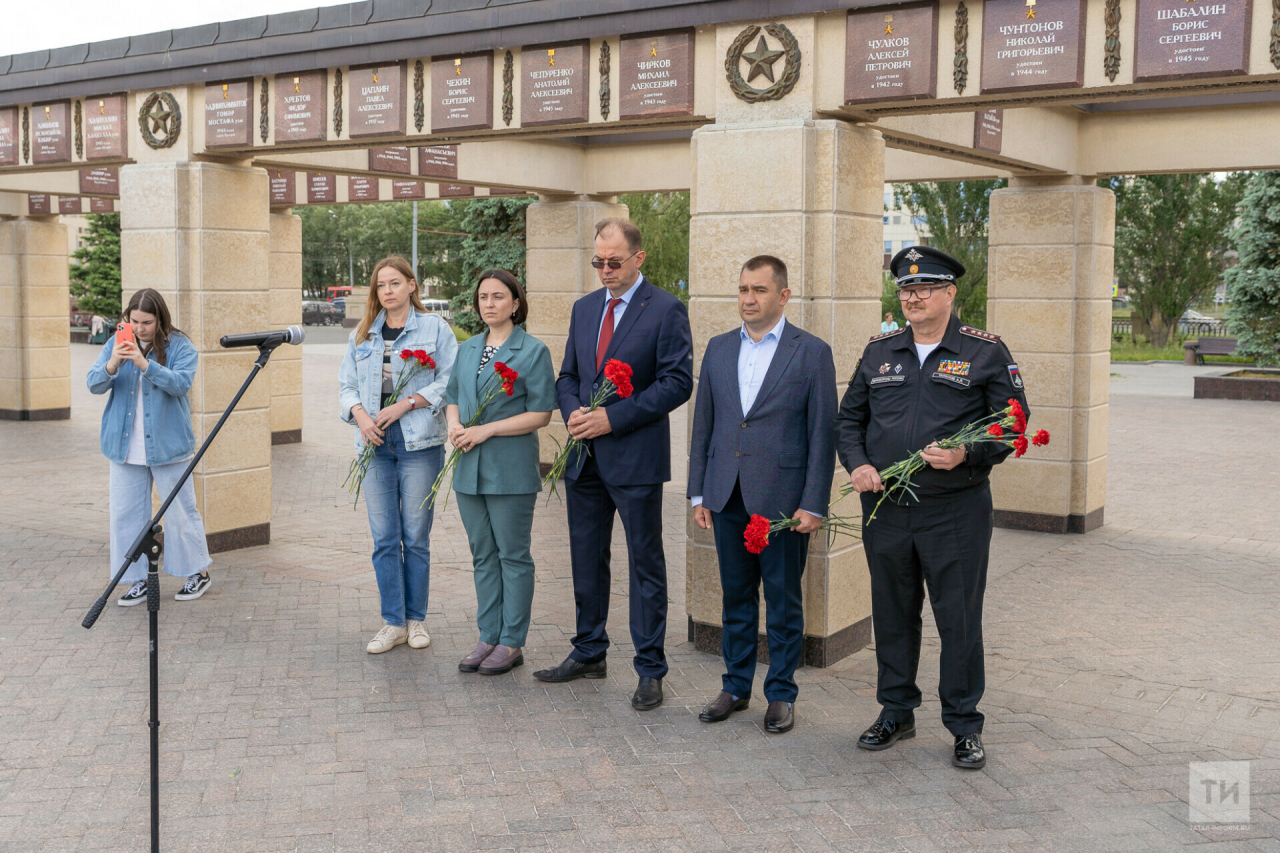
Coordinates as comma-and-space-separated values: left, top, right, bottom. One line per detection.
1, 348, 1277, 852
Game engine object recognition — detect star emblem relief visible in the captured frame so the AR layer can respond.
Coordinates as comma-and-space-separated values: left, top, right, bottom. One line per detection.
144, 100, 174, 136
741, 35, 784, 84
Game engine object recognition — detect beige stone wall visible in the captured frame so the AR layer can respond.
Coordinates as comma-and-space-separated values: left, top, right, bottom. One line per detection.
0, 215, 70, 419
268, 212, 303, 441
987, 177, 1114, 531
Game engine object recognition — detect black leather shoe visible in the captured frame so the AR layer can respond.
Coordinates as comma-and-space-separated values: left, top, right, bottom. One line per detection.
953, 733, 986, 769
632, 676, 663, 710
764, 701, 794, 734
856, 713, 916, 750
532, 655, 606, 683
699, 691, 749, 723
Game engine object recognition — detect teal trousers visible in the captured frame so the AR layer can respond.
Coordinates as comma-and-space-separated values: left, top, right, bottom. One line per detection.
456, 491, 537, 647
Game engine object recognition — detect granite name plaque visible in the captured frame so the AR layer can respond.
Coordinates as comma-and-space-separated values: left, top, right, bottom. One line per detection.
350, 63, 406, 138
620, 31, 696, 118
845, 4, 938, 103
28, 194, 51, 215
269, 170, 297, 206
59, 196, 83, 214
419, 145, 459, 179
431, 53, 493, 132
1133, 0, 1252, 81
980, 0, 1086, 93
307, 172, 336, 204
348, 176, 380, 202
205, 80, 253, 148
90, 198, 115, 213
369, 147, 412, 174
439, 184, 475, 198
974, 109, 1004, 151
0, 107, 19, 166
274, 71, 327, 143
392, 180, 425, 199
31, 101, 71, 164
522, 41, 589, 126
84, 94, 128, 160
80, 167, 120, 196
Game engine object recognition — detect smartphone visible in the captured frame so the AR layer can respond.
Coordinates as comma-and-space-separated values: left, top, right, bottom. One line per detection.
115, 321, 135, 348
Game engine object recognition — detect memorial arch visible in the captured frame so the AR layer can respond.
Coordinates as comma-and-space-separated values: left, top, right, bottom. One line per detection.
2, 0, 1276, 662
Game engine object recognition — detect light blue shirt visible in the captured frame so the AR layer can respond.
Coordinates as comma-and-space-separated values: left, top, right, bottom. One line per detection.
738, 314, 786, 417
598, 275, 644, 341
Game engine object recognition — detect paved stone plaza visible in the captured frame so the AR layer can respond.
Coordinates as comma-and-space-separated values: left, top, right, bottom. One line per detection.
2, 344, 1277, 853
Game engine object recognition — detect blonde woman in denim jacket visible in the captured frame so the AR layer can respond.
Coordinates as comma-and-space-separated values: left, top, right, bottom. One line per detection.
339, 257, 458, 654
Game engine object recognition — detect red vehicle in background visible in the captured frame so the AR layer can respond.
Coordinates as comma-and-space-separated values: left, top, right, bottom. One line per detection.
327, 286, 352, 303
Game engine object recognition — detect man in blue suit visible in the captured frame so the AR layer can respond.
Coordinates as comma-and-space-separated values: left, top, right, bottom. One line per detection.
534, 218, 694, 711
687, 255, 837, 734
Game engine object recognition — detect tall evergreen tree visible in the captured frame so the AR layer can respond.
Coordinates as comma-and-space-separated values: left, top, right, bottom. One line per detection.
1224, 171, 1280, 365
448, 198, 534, 335
68, 213, 122, 318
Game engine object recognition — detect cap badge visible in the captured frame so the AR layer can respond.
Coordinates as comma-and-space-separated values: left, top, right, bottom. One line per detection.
909, 264, 919, 274
905, 248, 923, 262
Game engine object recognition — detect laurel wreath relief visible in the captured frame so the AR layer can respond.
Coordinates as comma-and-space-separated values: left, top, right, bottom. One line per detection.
137, 92, 181, 150
954, 2, 969, 94
724, 23, 802, 104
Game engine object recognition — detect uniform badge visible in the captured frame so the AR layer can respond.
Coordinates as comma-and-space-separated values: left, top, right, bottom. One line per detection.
879, 363, 890, 374
905, 248, 923, 261
894, 363, 902, 374
938, 359, 971, 377
1008, 364, 1024, 388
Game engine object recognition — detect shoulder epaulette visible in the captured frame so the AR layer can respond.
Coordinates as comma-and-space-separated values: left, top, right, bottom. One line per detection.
868, 327, 907, 343
959, 325, 1001, 343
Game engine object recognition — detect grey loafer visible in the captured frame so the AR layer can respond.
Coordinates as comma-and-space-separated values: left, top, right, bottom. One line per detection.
459, 641, 496, 673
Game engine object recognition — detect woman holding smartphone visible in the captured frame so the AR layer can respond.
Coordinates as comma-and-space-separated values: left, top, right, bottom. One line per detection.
87, 289, 212, 606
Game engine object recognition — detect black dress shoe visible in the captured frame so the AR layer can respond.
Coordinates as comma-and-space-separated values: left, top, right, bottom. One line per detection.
532, 655, 606, 683
632, 676, 663, 710
764, 701, 794, 734
856, 713, 916, 750
699, 691, 750, 723
953, 733, 986, 769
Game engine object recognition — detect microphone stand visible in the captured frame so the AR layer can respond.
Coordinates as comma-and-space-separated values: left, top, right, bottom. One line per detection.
82, 342, 283, 853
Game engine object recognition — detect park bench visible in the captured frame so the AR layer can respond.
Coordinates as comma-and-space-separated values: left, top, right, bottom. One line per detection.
1183, 337, 1238, 364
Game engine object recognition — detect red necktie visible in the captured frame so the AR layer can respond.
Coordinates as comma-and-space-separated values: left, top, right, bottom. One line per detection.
596, 297, 622, 371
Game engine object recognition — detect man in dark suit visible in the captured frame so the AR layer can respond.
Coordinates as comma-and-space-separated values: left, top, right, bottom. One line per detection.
534, 218, 694, 711
687, 255, 837, 734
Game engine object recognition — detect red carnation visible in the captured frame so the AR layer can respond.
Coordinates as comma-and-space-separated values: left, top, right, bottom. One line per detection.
604, 359, 633, 387
1013, 435, 1029, 458
744, 514, 772, 555
400, 348, 415, 360
1007, 398, 1026, 421
494, 361, 509, 374
615, 380, 634, 399
1013, 415, 1027, 434
987, 423, 1004, 437
1032, 429, 1050, 447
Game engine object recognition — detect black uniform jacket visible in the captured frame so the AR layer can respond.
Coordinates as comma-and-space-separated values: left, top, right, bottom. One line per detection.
835, 314, 1031, 500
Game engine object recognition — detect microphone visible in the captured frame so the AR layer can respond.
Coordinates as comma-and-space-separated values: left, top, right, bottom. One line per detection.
219, 326, 306, 350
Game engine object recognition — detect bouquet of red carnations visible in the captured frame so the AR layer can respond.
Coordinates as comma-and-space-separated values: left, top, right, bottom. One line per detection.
542, 359, 633, 501
423, 361, 519, 511
343, 348, 436, 507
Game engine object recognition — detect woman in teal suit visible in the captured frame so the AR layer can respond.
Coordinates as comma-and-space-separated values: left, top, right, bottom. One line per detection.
445, 269, 557, 675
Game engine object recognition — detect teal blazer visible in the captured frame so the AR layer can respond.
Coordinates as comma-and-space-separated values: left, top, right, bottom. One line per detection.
444, 326, 558, 495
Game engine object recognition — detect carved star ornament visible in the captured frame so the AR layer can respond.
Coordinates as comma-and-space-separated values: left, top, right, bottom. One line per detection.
724, 22, 802, 104
741, 35, 784, 83
137, 91, 182, 149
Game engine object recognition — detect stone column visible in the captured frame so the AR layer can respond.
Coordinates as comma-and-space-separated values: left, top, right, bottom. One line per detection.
0, 210, 70, 421
120, 161, 273, 552
524, 194, 627, 467
987, 176, 1114, 533
268, 211, 303, 445
685, 118, 886, 666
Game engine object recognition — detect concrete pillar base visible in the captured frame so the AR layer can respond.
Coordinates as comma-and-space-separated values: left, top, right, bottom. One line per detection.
207, 523, 272, 554
0, 406, 70, 421
271, 429, 302, 445
689, 616, 873, 669
995, 507, 1105, 535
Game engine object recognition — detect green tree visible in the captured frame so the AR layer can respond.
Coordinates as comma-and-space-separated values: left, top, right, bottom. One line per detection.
618, 192, 690, 302
1108, 173, 1246, 347
1224, 171, 1280, 365
69, 213, 122, 318
880, 271, 904, 330
448, 198, 535, 335
892, 179, 1004, 325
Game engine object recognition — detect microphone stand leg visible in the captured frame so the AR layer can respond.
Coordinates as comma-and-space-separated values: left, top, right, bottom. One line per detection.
142, 525, 163, 853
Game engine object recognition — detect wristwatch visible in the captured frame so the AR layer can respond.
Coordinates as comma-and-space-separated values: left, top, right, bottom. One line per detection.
405, 396, 417, 410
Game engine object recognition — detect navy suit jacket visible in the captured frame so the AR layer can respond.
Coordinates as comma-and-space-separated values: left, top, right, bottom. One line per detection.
556, 276, 694, 486
687, 320, 837, 520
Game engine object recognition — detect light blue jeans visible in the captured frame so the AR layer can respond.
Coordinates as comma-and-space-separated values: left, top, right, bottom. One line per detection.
363, 422, 443, 627
110, 459, 212, 583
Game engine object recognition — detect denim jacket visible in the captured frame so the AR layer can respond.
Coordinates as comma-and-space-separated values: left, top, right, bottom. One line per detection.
338, 309, 458, 451
87, 334, 198, 466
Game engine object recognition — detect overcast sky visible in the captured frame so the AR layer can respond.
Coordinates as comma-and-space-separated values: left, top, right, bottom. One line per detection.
1, 1, 350, 57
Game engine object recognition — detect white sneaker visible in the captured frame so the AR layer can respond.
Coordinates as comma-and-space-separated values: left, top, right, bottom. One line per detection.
367, 624, 408, 654
407, 621, 431, 649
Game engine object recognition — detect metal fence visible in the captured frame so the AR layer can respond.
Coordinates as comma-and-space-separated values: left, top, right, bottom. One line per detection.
1112, 318, 1229, 339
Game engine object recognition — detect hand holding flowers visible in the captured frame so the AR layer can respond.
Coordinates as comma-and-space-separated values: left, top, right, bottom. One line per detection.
343, 349, 436, 506
543, 359, 634, 500
424, 361, 519, 511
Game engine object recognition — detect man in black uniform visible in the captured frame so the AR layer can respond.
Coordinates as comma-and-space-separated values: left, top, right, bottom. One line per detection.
836, 246, 1029, 770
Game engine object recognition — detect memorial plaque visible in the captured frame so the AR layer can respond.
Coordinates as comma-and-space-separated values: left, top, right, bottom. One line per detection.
79, 167, 120, 196
274, 70, 327, 143
205, 80, 254, 148
489, 187, 529, 196
1134, 0, 1252, 81
392, 180, 425, 199
59, 196, 83, 215
0, 106, 16, 166
349, 62, 406, 138
348, 176, 380, 202
90, 197, 115, 213
419, 145, 459, 179
307, 172, 336, 204
845, 4, 938, 103
980, 0, 1086, 93
269, 169, 297, 206
620, 30, 696, 118
28, 194, 51, 215
431, 53, 493, 132
439, 184, 475, 198
31, 101, 71, 164
84, 94, 128, 160
974, 108, 1004, 151
369, 147, 412, 174
521, 41, 589, 127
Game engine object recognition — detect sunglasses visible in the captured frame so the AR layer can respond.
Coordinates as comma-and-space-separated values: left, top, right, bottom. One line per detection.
590, 251, 639, 270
